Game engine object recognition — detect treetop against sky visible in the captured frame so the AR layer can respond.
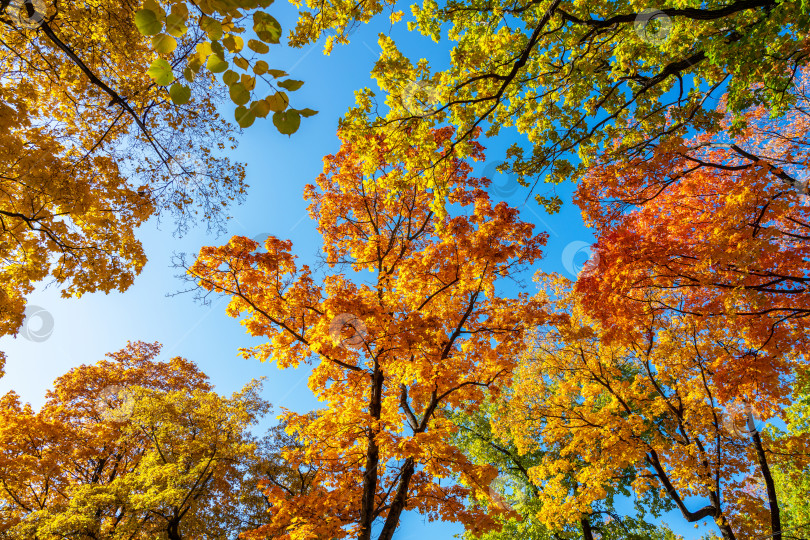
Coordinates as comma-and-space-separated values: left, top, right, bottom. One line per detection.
1, 0, 809, 539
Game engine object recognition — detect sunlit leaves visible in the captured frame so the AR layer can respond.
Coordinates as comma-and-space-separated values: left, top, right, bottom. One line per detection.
0, 0, 254, 339
253, 11, 282, 43
247, 39, 269, 54
495, 282, 807, 539
574, 72, 810, 401
278, 79, 304, 91
199, 15, 223, 40
134, 9, 162, 35
265, 92, 288, 112
147, 58, 174, 84
0, 341, 273, 538
272, 110, 300, 135
229, 82, 251, 106
206, 54, 228, 73
130, 0, 313, 134
223, 34, 244, 53
168, 82, 191, 104
291, 0, 810, 208
185, 128, 550, 539
253, 60, 268, 74
151, 33, 177, 54
164, 13, 187, 36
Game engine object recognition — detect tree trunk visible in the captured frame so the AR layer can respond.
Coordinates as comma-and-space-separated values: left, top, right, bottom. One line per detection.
748, 410, 782, 540
167, 519, 182, 540
376, 458, 416, 540
358, 366, 384, 540
580, 516, 595, 540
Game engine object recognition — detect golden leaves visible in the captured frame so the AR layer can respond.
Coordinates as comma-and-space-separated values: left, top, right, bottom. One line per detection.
184, 128, 549, 538
0, 341, 273, 538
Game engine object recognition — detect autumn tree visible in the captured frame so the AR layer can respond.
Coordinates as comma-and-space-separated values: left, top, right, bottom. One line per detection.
574, 68, 810, 402
492, 276, 809, 540
0, 0, 314, 345
286, 0, 809, 211
450, 402, 680, 540
183, 127, 549, 539
0, 340, 272, 539
764, 367, 810, 540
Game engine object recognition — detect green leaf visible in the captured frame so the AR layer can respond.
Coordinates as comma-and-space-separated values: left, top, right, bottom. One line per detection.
200, 16, 223, 40
296, 108, 318, 117
253, 60, 268, 75
253, 12, 282, 44
229, 82, 251, 106
278, 79, 304, 91
223, 70, 239, 86
134, 9, 162, 36
183, 66, 195, 82
235, 105, 256, 128
210, 40, 225, 60
223, 34, 244, 53
272, 110, 300, 136
165, 13, 187, 37
169, 83, 191, 105
147, 58, 175, 86
247, 39, 269, 54
206, 55, 228, 73
256, 30, 278, 44
266, 69, 287, 78
265, 92, 288, 112
152, 34, 177, 54
250, 99, 271, 118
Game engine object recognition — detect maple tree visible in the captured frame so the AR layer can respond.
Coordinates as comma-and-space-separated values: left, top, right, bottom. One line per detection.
287, 0, 809, 211
450, 403, 680, 540
0, 340, 273, 539
0, 0, 314, 345
490, 276, 809, 540
573, 69, 810, 402
183, 127, 549, 539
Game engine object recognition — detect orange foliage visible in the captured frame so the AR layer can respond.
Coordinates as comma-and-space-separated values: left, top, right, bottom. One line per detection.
0, 341, 269, 539
187, 128, 549, 540
497, 277, 807, 540
574, 70, 810, 402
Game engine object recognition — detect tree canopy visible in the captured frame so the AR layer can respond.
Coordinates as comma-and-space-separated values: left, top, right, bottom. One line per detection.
287, 0, 810, 211
2, 1, 810, 539
0, 0, 315, 344
185, 127, 549, 539
0, 341, 274, 539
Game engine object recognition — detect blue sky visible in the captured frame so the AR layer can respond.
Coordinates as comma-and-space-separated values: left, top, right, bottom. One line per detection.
0, 3, 725, 539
